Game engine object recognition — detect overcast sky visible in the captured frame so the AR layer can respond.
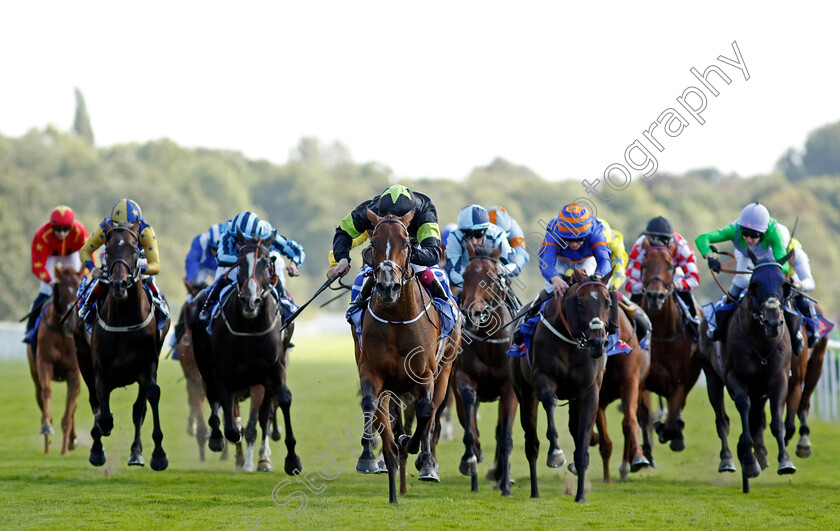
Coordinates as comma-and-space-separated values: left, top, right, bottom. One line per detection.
1, 1, 837, 182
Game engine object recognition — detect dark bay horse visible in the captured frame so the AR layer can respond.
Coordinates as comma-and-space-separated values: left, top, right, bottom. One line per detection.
509, 270, 618, 503
354, 209, 461, 505
636, 243, 702, 458
698, 251, 796, 493
452, 244, 517, 493
74, 222, 170, 470
591, 295, 651, 482
190, 229, 300, 475
26, 263, 85, 454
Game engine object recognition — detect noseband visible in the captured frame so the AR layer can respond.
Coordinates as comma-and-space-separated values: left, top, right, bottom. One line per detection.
104, 227, 141, 286
641, 247, 675, 295
237, 242, 278, 300
370, 218, 412, 287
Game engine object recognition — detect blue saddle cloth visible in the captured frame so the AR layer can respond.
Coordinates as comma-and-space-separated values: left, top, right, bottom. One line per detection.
26, 302, 52, 354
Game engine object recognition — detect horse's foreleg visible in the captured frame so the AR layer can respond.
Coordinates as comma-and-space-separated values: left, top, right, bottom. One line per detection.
128, 384, 148, 466
637, 392, 656, 467
456, 380, 479, 485
594, 406, 613, 482
519, 388, 541, 498
36, 360, 55, 453
704, 366, 734, 472
276, 382, 301, 475
538, 386, 565, 470
785, 342, 807, 445
572, 391, 599, 503
497, 387, 518, 497
663, 386, 688, 451
769, 373, 796, 475
256, 389, 274, 472
219, 386, 240, 444
243, 388, 262, 473
375, 394, 400, 505
207, 402, 225, 453
146, 376, 168, 471
729, 379, 759, 490
356, 378, 381, 474
61, 370, 81, 455
621, 381, 648, 474
749, 399, 768, 470
95, 374, 113, 437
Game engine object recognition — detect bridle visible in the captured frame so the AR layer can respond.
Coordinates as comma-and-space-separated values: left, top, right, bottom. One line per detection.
236, 241, 279, 300
461, 255, 509, 343
368, 218, 413, 287
104, 226, 142, 287
641, 246, 676, 297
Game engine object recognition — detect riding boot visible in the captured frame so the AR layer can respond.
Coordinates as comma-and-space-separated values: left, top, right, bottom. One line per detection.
199, 278, 230, 322
426, 276, 449, 301
633, 307, 652, 343
513, 289, 551, 344
676, 290, 700, 342
784, 307, 804, 356
348, 274, 374, 313
23, 292, 50, 343
709, 306, 736, 342
78, 280, 104, 323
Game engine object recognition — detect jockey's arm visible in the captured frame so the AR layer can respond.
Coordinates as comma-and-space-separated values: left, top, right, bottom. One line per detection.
674, 237, 701, 290
694, 225, 735, 258
184, 234, 203, 283
538, 236, 561, 283
328, 232, 369, 268
273, 233, 305, 268
790, 245, 816, 292
80, 224, 107, 272
765, 223, 791, 275
139, 225, 160, 275
30, 229, 51, 283
411, 221, 442, 267
606, 231, 628, 290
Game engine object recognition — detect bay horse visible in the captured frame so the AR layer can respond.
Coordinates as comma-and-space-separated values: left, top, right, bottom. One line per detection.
354, 209, 461, 505
508, 270, 618, 503
636, 243, 702, 459
698, 250, 796, 493
590, 298, 651, 482
26, 263, 85, 454
452, 244, 517, 494
190, 229, 300, 475
74, 221, 170, 470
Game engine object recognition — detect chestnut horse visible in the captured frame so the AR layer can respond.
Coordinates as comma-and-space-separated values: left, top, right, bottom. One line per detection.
354, 209, 461, 505
190, 230, 300, 475
636, 243, 702, 459
74, 222, 170, 469
509, 270, 618, 503
26, 263, 85, 454
698, 251, 796, 493
452, 244, 517, 493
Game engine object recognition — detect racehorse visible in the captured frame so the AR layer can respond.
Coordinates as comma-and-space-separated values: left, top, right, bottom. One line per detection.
636, 243, 702, 459
698, 250, 796, 493
190, 229, 300, 475
508, 270, 618, 503
26, 263, 84, 454
591, 298, 651, 483
452, 244, 517, 493
787, 328, 829, 457
73, 221, 170, 469
354, 209, 461, 505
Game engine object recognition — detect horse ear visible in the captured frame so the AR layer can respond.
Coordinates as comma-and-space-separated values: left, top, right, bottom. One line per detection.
747, 247, 759, 265
131, 221, 140, 234
601, 267, 614, 287
269, 229, 277, 243
466, 238, 476, 258
778, 248, 795, 266
607, 290, 620, 334
366, 208, 382, 226
235, 226, 246, 244
491, 245, 502, 260
398, 210, 415, 226
783, 280, 792, 300
669, 239, 678, 253
641, 237, 650, 250
572, 269, 584, 283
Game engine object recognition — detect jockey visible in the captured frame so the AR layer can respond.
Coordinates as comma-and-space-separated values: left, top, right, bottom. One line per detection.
24, 205, 89, 343
598, 218, 628, 292
487, 205, 530, 275
77, 199, 165, 323
185, 223, 223, 288
777, 224, 829, 345
695, 202, 801, 353
625, 216, 701, 340
440, 223, 458, 257
198, 211, 305, 323
445, 204, 515, 297
326, 184, 451, 311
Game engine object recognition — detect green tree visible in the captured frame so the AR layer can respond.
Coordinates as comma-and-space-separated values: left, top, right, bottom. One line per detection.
73, 88, 95, 146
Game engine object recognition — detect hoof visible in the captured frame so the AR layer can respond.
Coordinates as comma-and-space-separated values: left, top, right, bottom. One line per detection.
271, 428, 282, 442
128, 453, 145, 466
777, 460, 796, 475
718, 459, 736, 473
754, 448, 769, 470
39, 425, 55, 436
258, 459, 274, 472
398, 434, 413, 453
619, 461, 631, 479
546, 449, 566, 468
743, 461, 761, 479
376, 458, 388, 474
208, 437, 225, 453
669, 438, 685, 452
568, 462, 578, 476
224, 429, 241, 444
284, 455, 302, 476
796, 435, 812, 458
150, 454, 169, 471
459, 455, 478, 477
243, 461, 255, 473
185, 420, 197, 437
630, 455, 650, 472
355, 458, 379, 474
477, 450, 484, 463
99, 414, 114, 437
418, 466, 440, 482
89, 450, 106, 467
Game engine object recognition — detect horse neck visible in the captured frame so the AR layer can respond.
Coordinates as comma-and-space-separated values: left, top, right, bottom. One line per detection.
647, 294, 680, 336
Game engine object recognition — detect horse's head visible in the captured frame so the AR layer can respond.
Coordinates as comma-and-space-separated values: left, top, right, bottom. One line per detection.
104, 221, 142, 300
745, 248, 793, 339
562, 269, 619, 357
641, 240, 677, 311
235, 227, 277, 318
366, 208, 414, 305
461, 244, 505, 331
53, 263, 84, 333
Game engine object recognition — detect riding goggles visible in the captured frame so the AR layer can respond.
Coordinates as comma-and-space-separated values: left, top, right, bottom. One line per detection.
462, 229, 487, 239
740, 228, 764, 240
52, 225, 71, 232
646, 234, 672, 247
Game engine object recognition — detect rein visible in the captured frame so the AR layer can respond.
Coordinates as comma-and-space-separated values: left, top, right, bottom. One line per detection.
461, 255, 509, 342
219, 289, 282, 337
367, 298, 433, 325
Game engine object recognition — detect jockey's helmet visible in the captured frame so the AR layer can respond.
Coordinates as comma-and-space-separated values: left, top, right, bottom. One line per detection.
111, 199, 142, 224
255, 220, 275, 241
737, 202, 770, 233
50, 205, 75, 226
457, 205, 490, 231
555, 203, 594, 240
231, 211, 261, 236
441, 223, 458, 245
645, 216, 673, 237
377, 185, 415, 217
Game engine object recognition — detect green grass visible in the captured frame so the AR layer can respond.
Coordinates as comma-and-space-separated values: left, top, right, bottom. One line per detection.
3, 335, 840, 530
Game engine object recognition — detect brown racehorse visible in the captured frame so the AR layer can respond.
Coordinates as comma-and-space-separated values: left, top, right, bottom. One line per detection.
189, 230, 299, 475
452, 244, 517, 494
636, 243, 702, 459
509, 270, 618, 503
354, 209, 461, 505
74, 222, 170, 470
26, 263, 85, 455
698, 251, 796, 493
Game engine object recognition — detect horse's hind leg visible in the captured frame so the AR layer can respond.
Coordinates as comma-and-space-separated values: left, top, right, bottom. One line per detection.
61, 371, 81, 456
594, 407, 613, 482
729, 381, 760, 488
243, 388, 263, 472
455, 380, 480, 487
750, 400, 769, 470
276, 382, 302, 475
129, 384, 148, 466
785, 340, 807, 446
797, 339, 827, 457
146, 376, 169, 471
705, 366, 734, 472
769, 373, 796, 475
